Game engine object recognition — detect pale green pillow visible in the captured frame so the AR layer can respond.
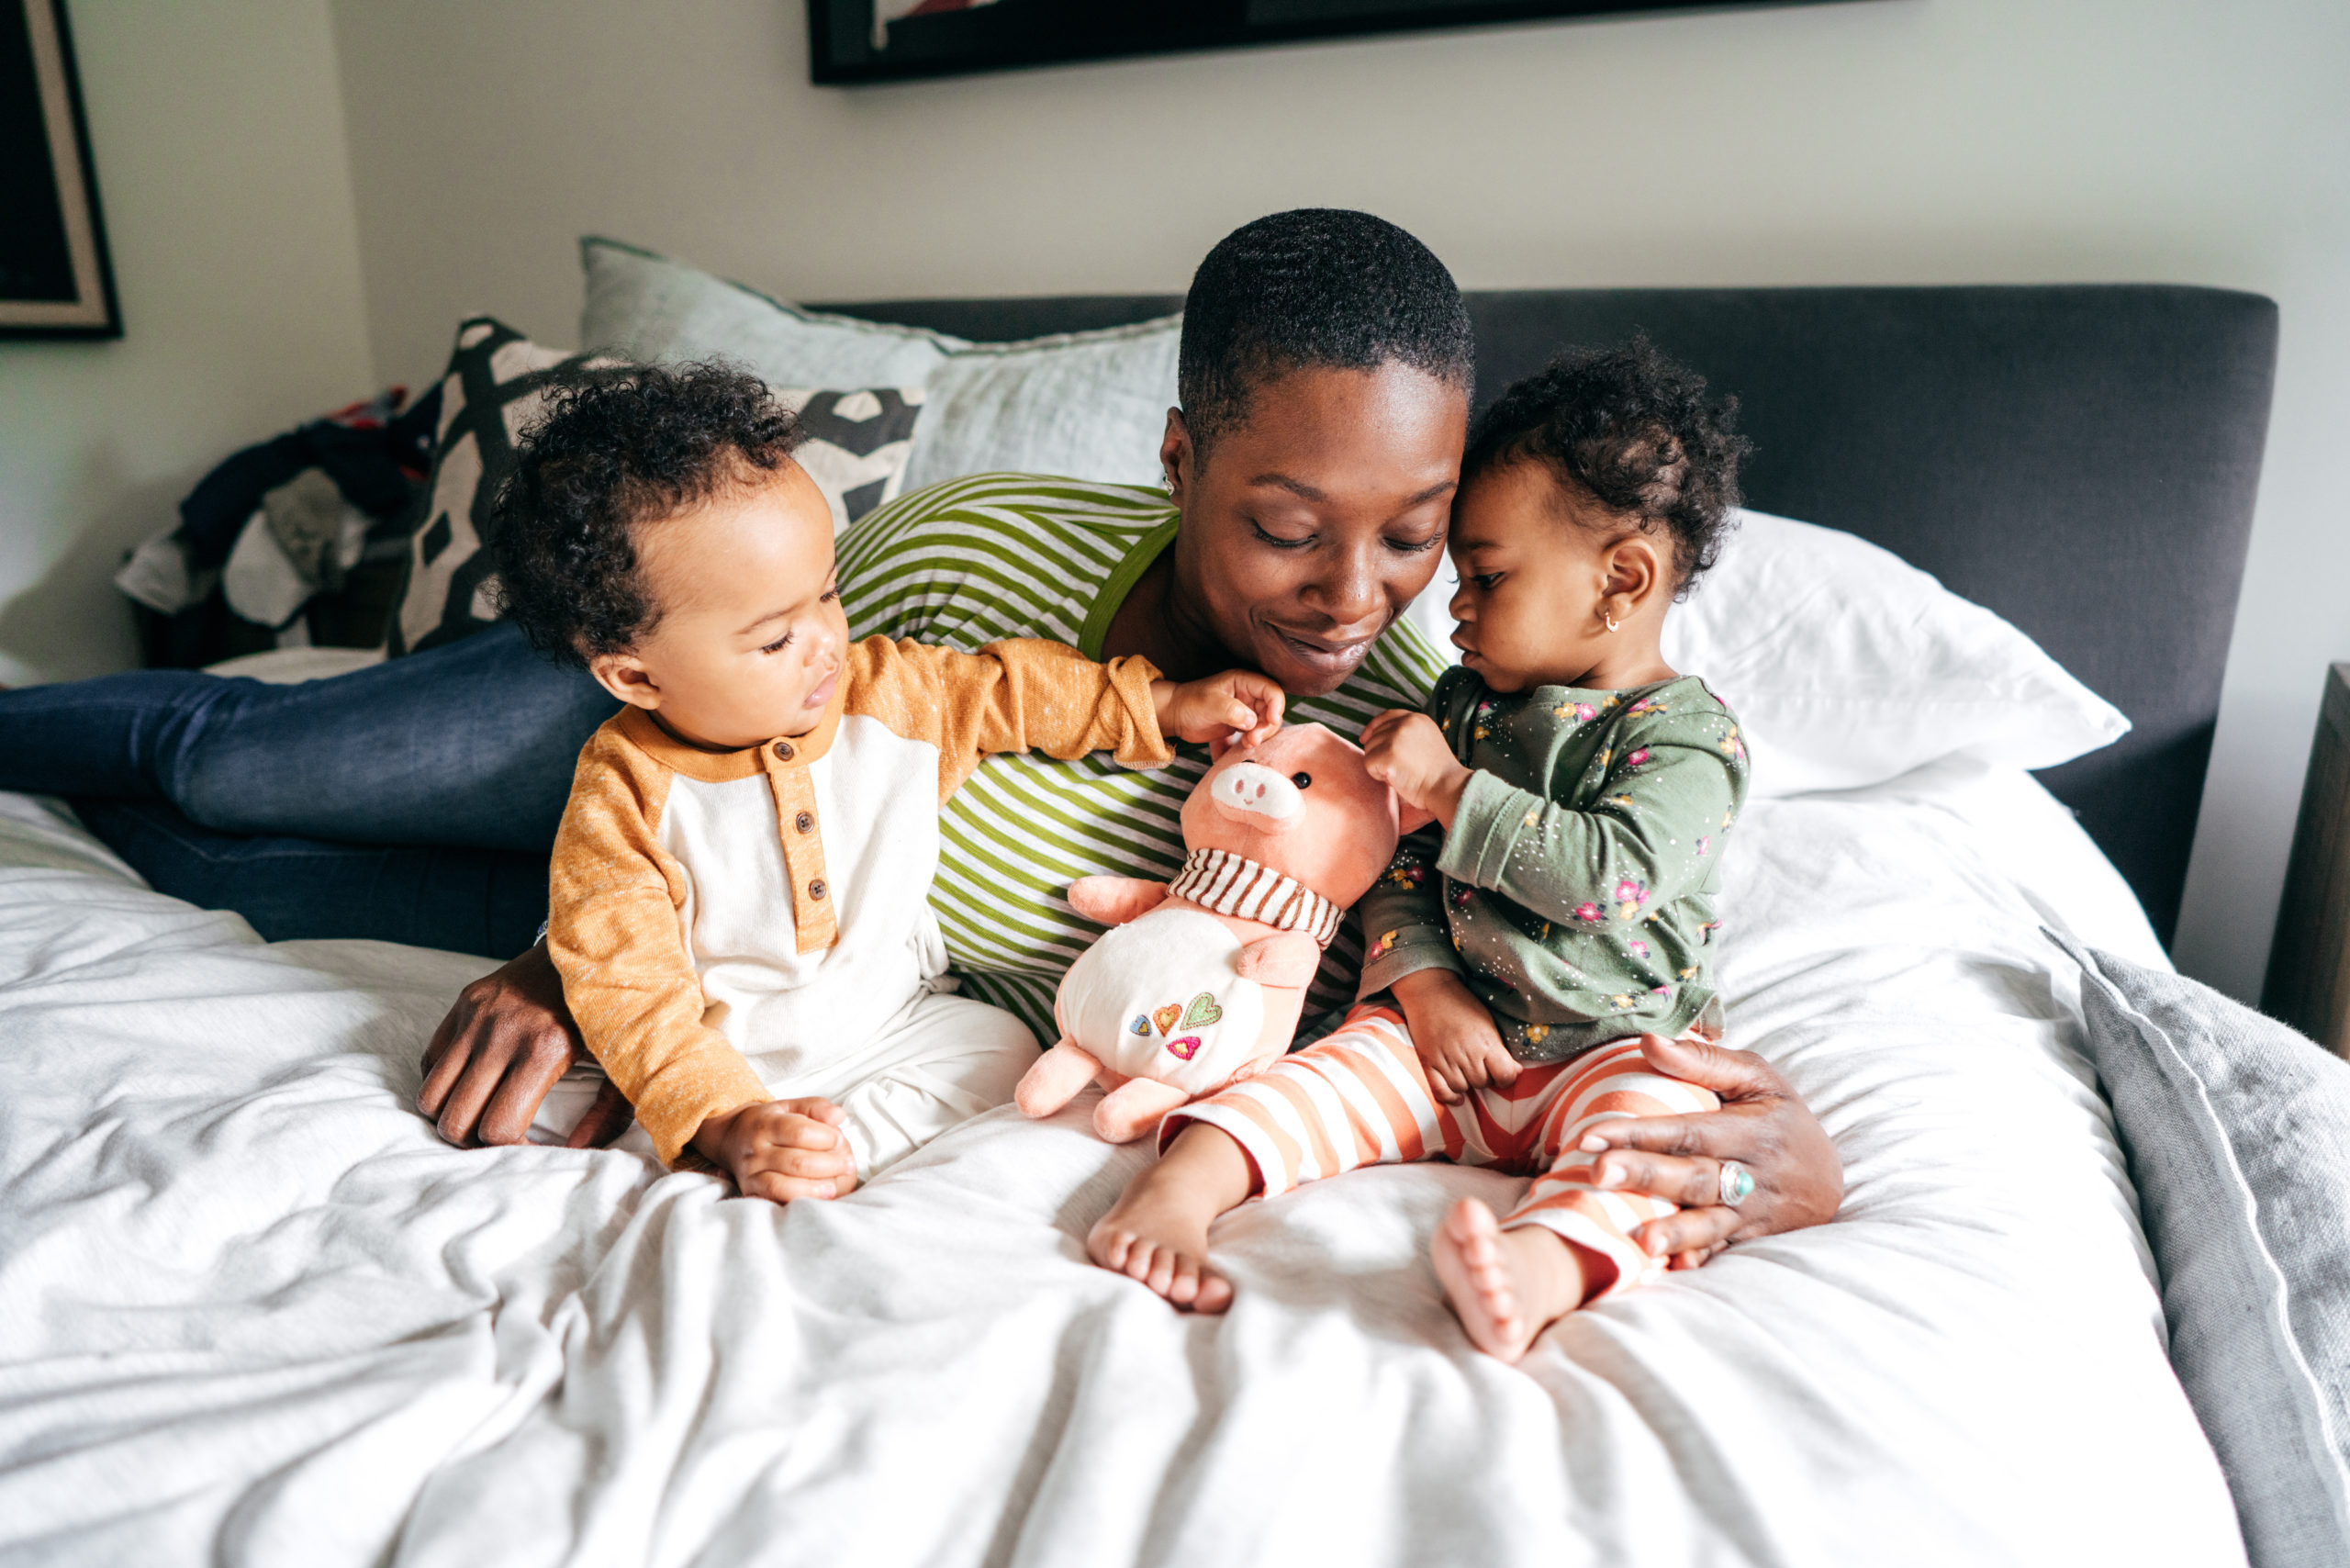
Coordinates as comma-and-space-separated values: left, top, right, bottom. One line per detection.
580, 237, 962, 387
899, 317, 1179, 491
580, 238, 1181, 490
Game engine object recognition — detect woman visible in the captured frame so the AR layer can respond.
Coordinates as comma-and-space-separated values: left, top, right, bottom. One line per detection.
1, 210, 1839, 1265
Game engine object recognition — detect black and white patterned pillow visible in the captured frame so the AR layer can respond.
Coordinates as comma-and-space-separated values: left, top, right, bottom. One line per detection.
388, 316, 924, 657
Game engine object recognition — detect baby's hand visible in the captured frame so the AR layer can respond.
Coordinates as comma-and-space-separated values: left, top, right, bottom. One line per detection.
1155, 670, 1285, 749
1393, 969, 1521, 1105
692, 1097, 858, 1204
1360, 710, 1472, 828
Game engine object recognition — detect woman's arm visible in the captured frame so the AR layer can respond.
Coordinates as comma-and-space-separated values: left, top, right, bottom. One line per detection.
1572, 1032, 1844, 1262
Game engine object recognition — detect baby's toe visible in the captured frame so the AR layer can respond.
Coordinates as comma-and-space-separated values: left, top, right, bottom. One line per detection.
1192, 1266, 1234, 1314
1144, 1246, 1180, 1299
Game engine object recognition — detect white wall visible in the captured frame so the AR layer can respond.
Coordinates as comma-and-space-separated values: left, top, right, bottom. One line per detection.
0, 0, 375, 686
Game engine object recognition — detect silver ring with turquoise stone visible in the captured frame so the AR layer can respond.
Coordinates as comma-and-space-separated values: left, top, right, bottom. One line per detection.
1718, 1159, 1756, 1208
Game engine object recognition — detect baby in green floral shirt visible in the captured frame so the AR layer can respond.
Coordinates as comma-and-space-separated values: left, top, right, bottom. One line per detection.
1358, 665, 1747, 1065
1092, 337, 1759, 1361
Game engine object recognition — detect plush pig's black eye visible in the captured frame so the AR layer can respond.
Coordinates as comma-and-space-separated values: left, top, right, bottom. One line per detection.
1291, 772, 1312, 789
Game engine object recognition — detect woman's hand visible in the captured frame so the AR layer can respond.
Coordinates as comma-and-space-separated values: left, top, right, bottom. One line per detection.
1393, 968, 1520, 1104
1154, 669, 1285, 749
1360, 709, 1472, 829
417, 941, 630, 1148
1574, 1032, 1843, 1266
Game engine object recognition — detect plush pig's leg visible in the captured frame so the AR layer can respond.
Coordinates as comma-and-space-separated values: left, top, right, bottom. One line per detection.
1094, 1077, 1193, 1145
1015, 1041, 1103, 1119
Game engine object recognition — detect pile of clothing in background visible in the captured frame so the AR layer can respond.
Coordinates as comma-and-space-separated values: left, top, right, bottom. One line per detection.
115, 386, 442, 667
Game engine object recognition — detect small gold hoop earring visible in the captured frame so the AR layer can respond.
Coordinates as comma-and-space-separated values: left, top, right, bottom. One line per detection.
1604, 610, 1621, 633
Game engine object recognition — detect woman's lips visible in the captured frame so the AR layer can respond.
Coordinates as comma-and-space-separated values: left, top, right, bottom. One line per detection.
1270, 625, 1373, 675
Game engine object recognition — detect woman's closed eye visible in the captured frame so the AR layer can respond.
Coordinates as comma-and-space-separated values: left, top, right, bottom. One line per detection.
1249, 521, 1315, 551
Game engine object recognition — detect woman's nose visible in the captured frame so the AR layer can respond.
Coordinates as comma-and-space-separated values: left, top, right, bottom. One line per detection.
1305, 546, 1383, 628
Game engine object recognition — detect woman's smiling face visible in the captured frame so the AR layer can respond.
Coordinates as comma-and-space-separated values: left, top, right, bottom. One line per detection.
1162, 361, 1466, 698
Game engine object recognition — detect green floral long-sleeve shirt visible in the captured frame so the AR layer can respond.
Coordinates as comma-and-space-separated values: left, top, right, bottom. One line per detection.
1358, 667, 1750, 1064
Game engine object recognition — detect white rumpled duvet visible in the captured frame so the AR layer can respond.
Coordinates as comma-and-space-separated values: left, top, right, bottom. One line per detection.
0, 769, 2245, 1566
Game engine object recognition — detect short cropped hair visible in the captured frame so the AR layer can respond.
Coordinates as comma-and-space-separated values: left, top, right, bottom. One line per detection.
1461, 335, 1750, 588
488, 363, 806, 666
1178, 208, 1474, 454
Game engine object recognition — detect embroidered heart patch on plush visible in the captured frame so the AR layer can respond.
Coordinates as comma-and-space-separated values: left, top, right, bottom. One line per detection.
1151, 1003, 1183, 1037
1166, 1036, 1202, 1061
1181, 991, 1223, 1029
1128, 1014, 1152, 1036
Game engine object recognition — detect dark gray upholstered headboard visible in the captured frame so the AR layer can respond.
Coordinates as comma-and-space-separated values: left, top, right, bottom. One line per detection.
819, 287, 2278, 946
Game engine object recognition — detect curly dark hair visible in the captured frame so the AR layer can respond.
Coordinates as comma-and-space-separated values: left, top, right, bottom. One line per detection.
487, 363, 807, 666
1461, 335, 1751, 588
1178, 208, 1474, 454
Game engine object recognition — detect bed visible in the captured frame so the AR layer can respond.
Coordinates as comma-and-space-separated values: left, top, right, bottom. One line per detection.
0, 282, 2295, 1565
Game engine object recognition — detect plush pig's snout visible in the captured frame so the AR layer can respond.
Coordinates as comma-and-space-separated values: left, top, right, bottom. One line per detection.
1209, 761, 1302, 823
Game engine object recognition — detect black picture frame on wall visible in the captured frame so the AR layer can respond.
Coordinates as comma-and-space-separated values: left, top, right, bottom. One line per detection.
1, 0, 118, 337
810, 0, 1838, 85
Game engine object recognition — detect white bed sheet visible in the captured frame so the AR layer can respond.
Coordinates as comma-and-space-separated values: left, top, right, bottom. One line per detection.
0, 772, 2241, 1567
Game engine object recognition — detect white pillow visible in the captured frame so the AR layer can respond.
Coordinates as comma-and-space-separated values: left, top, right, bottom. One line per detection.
1405, 509, 2128, 798
582, 238, 1180, 489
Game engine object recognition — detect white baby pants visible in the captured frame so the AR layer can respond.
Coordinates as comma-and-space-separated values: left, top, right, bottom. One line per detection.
533, 987, 1036, 1181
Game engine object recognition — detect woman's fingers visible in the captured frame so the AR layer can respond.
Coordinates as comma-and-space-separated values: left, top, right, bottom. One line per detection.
1578, 1109, 1723, 1159
564, 1079, 634, 1149
1631, 1203, 1743, 1260
1634, 1031, 1780, 1102
475, 1034, 575, 1147
1588, 1148, 1722, 1208
433, 1021, 525, 1146
416, 1016, 469, 1118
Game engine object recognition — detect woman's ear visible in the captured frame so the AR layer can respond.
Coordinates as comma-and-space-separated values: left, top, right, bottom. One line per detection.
588, 652, 662, 711
1158, 408, 1192, 503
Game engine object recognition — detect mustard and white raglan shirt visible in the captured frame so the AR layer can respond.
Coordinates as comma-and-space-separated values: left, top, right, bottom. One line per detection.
547, 634, 1169, 1173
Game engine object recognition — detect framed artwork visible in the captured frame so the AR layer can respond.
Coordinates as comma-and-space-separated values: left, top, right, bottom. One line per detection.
810, 0, 1836, 85
1, 0, 118, 337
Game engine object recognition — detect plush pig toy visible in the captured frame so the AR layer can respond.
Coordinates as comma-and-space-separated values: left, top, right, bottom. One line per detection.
1014, 722, 1432, 1143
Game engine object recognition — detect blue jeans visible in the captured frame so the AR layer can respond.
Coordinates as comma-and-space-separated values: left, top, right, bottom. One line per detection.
1, 623, 617, 956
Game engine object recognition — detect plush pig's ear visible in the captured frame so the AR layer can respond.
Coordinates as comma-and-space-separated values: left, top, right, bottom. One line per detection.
1209, 730, 1247, 763
1397, 800, 1438, 836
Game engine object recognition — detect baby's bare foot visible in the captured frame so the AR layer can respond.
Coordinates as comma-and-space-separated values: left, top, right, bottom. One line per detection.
1432, 1198, 1589, 1361
1080, 1142, 1249, 1316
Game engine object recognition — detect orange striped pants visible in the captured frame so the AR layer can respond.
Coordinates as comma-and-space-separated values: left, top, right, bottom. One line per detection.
1166, 1002, 1720, 1302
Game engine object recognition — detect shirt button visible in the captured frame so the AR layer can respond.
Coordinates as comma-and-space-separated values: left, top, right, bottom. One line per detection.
807, 879, 828, 902
794, 811, 814, 834
771, 740, 795, 762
